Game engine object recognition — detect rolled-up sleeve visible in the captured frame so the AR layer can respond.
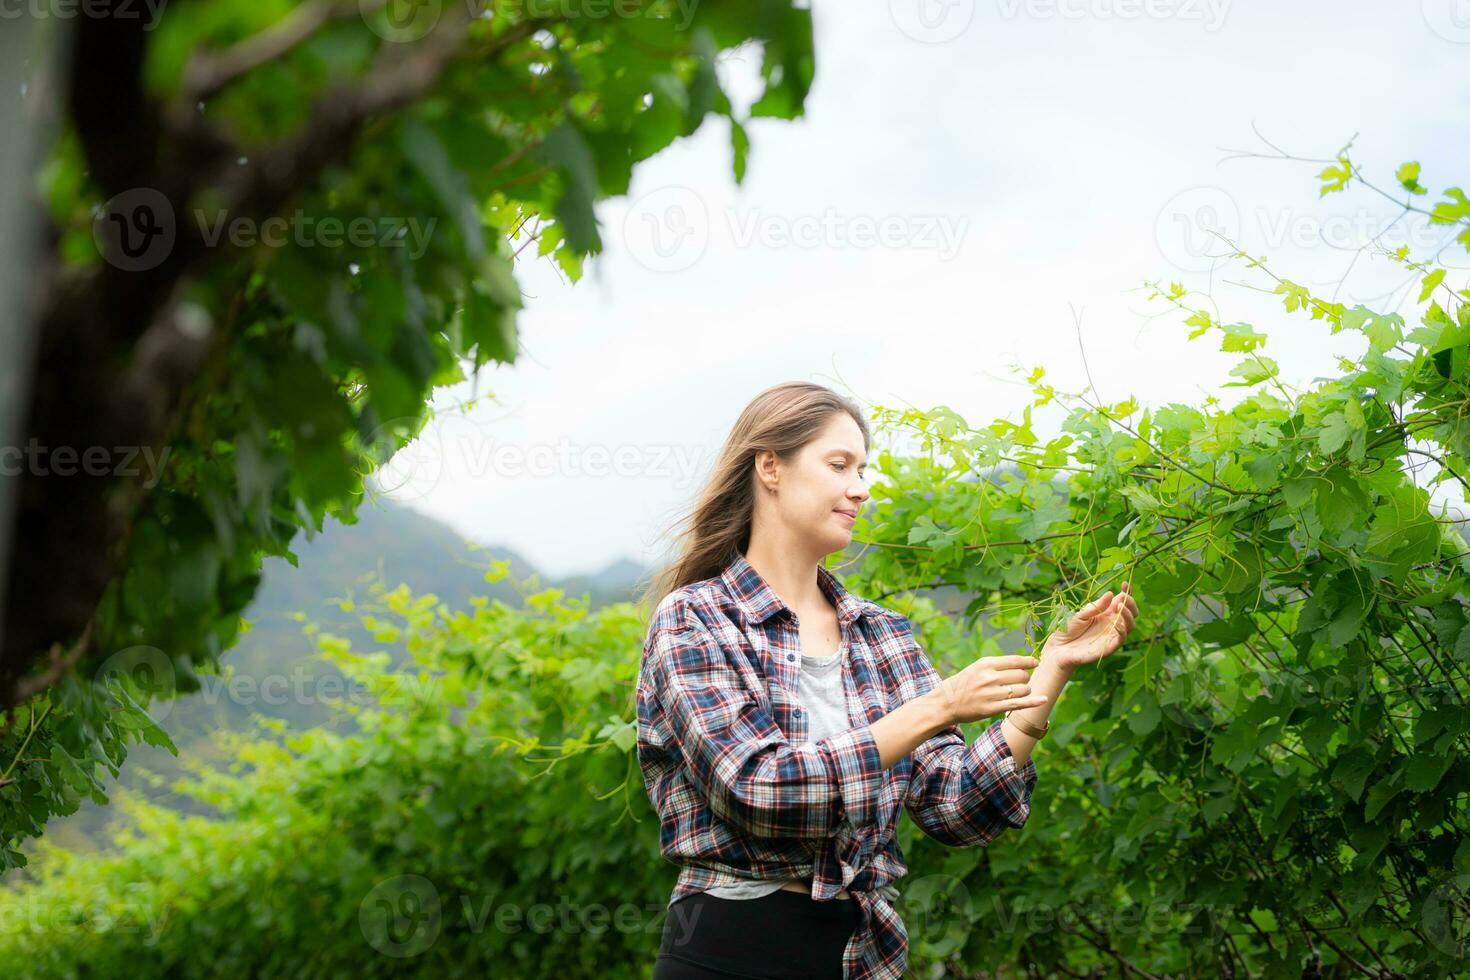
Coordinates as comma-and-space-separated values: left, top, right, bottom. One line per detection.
900, 629, 1039, 847
644, 603, 885, 839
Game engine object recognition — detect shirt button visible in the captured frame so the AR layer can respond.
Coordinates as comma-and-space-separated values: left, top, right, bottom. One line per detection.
786, 654, 796, 662
793, 708, 803, 717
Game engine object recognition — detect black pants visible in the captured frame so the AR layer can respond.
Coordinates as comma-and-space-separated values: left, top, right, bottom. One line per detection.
653, 888, 863, 979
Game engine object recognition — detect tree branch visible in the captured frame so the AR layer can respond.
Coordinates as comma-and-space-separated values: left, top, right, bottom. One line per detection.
183, 0, 390, 103
2, 9, 556, 708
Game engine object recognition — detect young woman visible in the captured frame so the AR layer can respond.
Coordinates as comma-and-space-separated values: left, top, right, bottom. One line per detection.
635, 382, 1138, 980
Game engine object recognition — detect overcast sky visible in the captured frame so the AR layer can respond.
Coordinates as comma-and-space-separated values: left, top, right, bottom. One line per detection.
369, 1, 1470, 580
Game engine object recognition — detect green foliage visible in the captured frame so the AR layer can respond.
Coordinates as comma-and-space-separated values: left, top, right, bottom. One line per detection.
2, 1, 814, 869
844, 152, 1470, 974
0, 571, 669, 977
0, 565, 1245, 977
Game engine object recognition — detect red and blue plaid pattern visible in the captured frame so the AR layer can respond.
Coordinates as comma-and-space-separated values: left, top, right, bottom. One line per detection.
637, 551, 1039, 979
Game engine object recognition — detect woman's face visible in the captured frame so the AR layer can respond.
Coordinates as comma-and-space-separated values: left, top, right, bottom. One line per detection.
771, 412, 871, 553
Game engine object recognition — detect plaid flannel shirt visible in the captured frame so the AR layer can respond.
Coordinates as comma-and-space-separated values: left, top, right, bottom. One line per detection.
636, 551, 1039, 980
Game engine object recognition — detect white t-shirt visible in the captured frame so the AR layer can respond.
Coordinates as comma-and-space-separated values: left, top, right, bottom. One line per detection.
703, 639, 900, 904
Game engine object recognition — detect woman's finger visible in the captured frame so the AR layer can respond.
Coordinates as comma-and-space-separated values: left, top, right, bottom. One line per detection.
988, 655, 1040, 669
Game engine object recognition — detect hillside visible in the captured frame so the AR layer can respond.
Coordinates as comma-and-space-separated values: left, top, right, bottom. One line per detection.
37, 500, 646, 854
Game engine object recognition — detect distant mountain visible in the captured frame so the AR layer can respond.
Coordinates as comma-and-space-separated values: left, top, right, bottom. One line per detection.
255, 500, 646, 610
555, 556, 652, 606
36, 499, 646, 855
256, 499, 542, 612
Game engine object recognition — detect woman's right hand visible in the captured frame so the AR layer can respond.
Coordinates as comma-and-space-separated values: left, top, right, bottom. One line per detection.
934, 654, 1048, 725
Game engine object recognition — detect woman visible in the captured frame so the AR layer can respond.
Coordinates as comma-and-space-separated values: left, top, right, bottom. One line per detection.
635, 382, 1138, 980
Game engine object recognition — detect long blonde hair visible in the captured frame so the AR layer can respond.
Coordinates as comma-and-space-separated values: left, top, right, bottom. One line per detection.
638, 381, 871, 615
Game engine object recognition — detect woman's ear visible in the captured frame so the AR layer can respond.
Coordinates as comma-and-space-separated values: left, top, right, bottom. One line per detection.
753, 449, 779, 495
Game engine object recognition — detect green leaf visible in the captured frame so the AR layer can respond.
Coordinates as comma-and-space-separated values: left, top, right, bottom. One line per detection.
1331, 749, 1375, 802
730, 117, 750, 185
1281, 476, 1315, 509
906, 514, 944, 547
1403, 753, 1453, 793
1194, 613, 1256, 648
1225, 355, 1277, 387
748, 8, 814, 120
1297, 567, 1372, 649
1317, 156, 1352, 196
1429, 187, 1470, 226
399, 118, 484, 261
1219, 321, 1266, 353
460, 285, 517, 367
538, 121, 602, 255
1396, 161, 1426, 195
1317, 467, 1370, 531
596, 718, 637, 753
1013, 487, 1071, 541
1184, 308, 1212, 338
1126, 697, 1161, 735
1201, 793, 1235, 824
1341, 305, 1404, 352
1419, 267, 1447, 303
1363, 776, 1402, 821
1119, 484, 1163, 512
1274, 279, 1313, 313
1317, 412, 1351, 455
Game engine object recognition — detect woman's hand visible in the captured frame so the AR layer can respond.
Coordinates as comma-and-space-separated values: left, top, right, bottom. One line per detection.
1043, 582, 1139, 672
934, 654, 1049, 726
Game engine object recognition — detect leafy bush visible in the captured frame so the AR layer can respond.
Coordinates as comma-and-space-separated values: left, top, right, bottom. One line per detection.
5, 150, 1470, 977
1, 566, 672, 977
845, 149, 1470, 975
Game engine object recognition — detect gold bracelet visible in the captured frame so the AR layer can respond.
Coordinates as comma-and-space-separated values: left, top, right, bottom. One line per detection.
1004, 710, 1050, 741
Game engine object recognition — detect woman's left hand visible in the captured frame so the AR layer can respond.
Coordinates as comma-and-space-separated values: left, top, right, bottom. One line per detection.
1043, 582, 1138, 672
